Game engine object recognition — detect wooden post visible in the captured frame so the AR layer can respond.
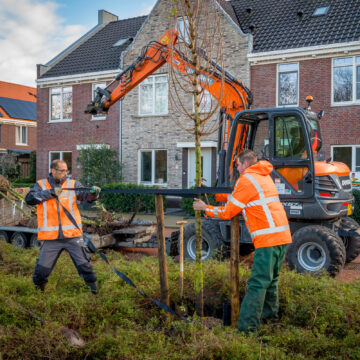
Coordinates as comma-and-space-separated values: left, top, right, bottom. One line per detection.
155, 194, 170, 307
230, 214, 240, 327
176, 220, 187, 300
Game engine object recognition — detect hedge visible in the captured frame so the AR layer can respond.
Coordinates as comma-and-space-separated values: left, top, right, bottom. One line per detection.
100, 183, 166, 214
351, 189, 360, 224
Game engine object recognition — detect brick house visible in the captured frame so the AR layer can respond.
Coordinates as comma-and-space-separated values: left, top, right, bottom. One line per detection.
0, 81, 37, 177
36, 0, 360, 186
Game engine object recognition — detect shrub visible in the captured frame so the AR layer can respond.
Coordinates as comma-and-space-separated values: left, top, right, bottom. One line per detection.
351, 189, 360, 223
100, 183, 166, 213
0, 154, 20, 181
77, 142, 122, 187
29, 151, 36, 182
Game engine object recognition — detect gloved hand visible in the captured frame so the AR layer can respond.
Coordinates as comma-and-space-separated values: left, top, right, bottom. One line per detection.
54, 187, 62, 197
90, 186, 101, 194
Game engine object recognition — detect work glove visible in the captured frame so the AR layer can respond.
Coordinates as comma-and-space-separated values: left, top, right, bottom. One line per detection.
53, 187, 63, 197
90, 186, 101, 194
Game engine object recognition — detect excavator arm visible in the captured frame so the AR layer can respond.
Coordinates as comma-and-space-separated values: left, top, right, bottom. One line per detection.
85, 29, 252, 119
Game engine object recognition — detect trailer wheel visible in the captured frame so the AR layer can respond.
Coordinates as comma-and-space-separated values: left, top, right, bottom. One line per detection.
240, 243, 255, 256
10, 232, 28, 248
338, 217, 360, 263
0, 230, 9, 243
183, 221, 222, 261
286, 225, 346, 277
29, 234, 42, 248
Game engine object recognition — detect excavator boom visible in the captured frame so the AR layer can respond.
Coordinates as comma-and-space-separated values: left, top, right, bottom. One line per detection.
85, 29, 251, 119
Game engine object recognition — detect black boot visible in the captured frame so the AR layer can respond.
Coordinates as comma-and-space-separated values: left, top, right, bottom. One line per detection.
86, 281, 98, 294
35, 283, 46, 292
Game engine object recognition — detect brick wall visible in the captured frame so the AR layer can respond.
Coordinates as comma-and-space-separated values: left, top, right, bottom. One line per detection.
251, 58, 360, 159
36, 83, 120, 180
0, 123, 36, 151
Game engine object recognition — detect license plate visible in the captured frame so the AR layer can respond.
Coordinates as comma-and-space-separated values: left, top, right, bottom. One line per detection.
348, 203, 352, 216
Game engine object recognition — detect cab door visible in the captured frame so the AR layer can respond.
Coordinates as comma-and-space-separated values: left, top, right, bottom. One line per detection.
269, 110, 315, 201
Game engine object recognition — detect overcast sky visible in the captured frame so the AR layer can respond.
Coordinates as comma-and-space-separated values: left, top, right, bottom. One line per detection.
0, 0, 156, 88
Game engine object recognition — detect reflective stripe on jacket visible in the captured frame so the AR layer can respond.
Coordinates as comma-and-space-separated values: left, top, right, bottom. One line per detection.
36, 178, 82, 240
205, 161, 292, 249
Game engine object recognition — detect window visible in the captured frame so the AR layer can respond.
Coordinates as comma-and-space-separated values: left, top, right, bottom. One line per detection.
332, 57, 360, 104
193, 87, 213, 113
50, 87, 72, 122
177, 17, 189, 43
16, 126, 28, 145
139, 75, 168, 115
312, 6, 330, 16
49, 151, 72, 174
277, 63, 299, 106
139, 150, 167, 185
332, 145, 360, 172
92, 83, 107, 120
274, 116, 307, 159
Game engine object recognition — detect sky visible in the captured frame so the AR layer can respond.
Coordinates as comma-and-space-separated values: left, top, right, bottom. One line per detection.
0, 0, 157, 88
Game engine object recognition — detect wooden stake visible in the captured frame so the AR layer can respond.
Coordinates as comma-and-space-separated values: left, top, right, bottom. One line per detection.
176, 220, 187, 300
155, 194, 170, 307
230, 214, 240, 327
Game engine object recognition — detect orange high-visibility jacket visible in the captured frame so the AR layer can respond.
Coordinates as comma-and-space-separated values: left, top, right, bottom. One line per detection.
205, 161, 292, 249
36, 179, 82, 240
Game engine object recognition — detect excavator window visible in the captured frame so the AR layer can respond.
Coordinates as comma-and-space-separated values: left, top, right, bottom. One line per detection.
274, 116, 307, 159
274, 115, 309, 193
253, 120, 269, 160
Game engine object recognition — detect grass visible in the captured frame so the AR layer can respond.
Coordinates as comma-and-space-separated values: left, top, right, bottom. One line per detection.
0, 241, 359, 360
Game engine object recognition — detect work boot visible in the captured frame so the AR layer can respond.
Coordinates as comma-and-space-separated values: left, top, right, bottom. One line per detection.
35, 283, 46, 292
86, 281, 98, 294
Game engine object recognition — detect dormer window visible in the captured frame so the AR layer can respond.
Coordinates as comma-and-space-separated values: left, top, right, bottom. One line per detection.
312, 6, 329, 16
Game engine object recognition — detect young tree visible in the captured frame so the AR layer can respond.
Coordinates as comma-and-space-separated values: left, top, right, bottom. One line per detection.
169, 0, 225, 316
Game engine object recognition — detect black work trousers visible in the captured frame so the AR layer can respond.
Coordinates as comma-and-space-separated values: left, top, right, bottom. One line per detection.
33, 237, 97, 287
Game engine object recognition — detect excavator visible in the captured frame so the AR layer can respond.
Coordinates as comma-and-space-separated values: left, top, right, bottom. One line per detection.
85, 29, 360, 276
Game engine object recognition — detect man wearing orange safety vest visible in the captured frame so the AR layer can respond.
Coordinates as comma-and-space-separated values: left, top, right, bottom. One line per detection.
193, 150, 292, 333
26, 159, 101, 294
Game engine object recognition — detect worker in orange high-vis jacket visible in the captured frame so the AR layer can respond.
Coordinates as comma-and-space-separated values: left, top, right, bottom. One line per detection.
26, 159, 101, 294
193, 149, 292, 334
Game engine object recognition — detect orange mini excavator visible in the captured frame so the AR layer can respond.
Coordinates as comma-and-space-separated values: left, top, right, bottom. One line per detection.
86, 30, 360, 276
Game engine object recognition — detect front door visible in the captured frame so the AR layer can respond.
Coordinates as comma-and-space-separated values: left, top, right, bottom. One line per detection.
188, 148, 212, 187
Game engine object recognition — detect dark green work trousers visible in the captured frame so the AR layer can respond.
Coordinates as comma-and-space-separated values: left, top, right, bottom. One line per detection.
238, 244, 287, 333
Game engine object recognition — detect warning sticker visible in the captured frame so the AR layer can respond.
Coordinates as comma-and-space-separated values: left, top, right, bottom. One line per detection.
275, 182, 286, 194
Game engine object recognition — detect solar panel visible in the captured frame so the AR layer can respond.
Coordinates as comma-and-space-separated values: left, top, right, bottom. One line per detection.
0, 97, 36, 121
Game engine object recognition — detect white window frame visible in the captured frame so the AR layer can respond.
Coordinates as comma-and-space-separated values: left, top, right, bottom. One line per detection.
331, 145, 360, 172
138, 74, 168, 116
91, 82, 107, 120
331, 56, 360, 106
138, 149, 168, 186
49, 86, 72, 122
15, 125, 28, 145
276, 62, 299, 107
49, 151, 72, 173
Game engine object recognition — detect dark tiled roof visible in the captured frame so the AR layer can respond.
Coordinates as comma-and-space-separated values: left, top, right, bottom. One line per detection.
0, 97, 37, 121
217, 0, 239, 26
229, 0, 360, 52
40, 16, 147, 79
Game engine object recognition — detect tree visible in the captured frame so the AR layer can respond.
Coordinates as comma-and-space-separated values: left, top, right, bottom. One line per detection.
169, 0, 225, 316
77, 142, 122, 187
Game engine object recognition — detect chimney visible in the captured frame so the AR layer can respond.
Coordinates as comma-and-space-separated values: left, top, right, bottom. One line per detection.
98, 10, 118, 25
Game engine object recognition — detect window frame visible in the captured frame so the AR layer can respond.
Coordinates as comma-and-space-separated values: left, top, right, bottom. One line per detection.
138, 74, 168, 116
276, 62, 299, 107
91, 82, 107, 120
177, 16, 189, 43
15, 125, 28, 145
331, 145, 360, 172
331, 56, 360, 106
138, 149, 168, 186
49, 86, 72, 123
49, 151, 72, 174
